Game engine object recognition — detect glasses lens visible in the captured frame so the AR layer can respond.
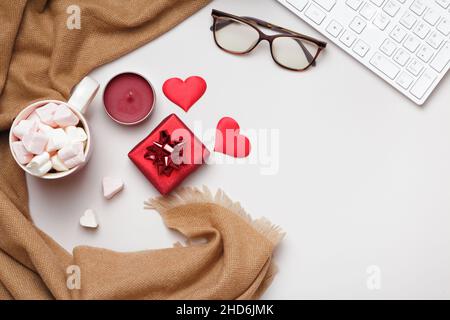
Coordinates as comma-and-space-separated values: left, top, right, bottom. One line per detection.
214, 17, 259, 53
271, 37, 319, 70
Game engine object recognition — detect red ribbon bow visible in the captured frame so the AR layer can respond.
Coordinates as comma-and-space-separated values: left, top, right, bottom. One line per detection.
144, 130, 185, 176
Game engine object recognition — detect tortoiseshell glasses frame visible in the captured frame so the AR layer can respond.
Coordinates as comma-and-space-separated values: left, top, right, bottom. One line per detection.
211, 9, 327, 71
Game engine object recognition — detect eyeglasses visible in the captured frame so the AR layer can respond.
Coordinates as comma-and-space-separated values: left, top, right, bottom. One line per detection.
211, 9, 327, 71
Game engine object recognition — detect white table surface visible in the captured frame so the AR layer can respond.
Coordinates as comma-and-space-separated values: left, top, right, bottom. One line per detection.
29, 0, 450, 299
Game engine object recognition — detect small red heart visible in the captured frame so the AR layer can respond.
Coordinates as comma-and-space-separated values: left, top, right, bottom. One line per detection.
162, 76, 207, 112
214, 117, 251, 158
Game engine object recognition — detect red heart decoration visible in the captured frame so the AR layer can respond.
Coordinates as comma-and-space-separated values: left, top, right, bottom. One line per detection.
214, 117, 251, 158
162, 76, 207, 112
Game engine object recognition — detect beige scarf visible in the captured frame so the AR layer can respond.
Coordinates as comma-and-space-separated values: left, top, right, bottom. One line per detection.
0, 0, 283, 299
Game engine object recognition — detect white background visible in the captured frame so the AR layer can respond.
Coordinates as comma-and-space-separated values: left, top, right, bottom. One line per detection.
28, 0, 450, 299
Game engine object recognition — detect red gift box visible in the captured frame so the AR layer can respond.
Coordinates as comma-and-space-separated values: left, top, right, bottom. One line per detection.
128, 114, 209, 195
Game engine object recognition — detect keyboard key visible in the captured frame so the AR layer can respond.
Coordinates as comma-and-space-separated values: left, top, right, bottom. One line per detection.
435, 0, 450, 9
305, 4, 326, 24
396, 72, 414, 89
360, 2, 377, 20
407, 58, 424, 76
287, 0, 308, 11
313, 0, 336, 11
437, 18, 450, 36
404, 35, 421, 52
410, 0, 427, 16
383, 1, 400, 17
380, 38, 397, 56
390, 25, 407, 42
370, 52, 400, 79
426, 31, 445, 49
416, 44, 434, 62
346, 0, 363, 10
423, 8, 441, 25
340, 30, 357, 47
393, 48, 410, 66
353, 39, 371, 57
414, 21, 431, 39
410, 69, 437, 99
326, 20, 343, 37
400, 11, 417, 29
430, 41, 450, 72
370, 0, 385, 6
373, 12, 391, 30
287, 0, 309, 11
350, 16, 367, 33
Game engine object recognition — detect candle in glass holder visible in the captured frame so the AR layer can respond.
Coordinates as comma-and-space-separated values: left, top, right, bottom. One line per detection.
103, 72, 155, 125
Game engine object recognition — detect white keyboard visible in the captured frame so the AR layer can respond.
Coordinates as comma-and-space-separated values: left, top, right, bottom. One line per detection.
277, 0, 450, 105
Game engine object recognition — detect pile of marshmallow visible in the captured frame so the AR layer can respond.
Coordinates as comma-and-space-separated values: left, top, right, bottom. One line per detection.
11, 103, 87, 176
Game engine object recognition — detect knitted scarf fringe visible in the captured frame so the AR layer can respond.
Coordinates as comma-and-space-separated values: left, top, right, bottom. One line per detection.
144, 186, 285, 247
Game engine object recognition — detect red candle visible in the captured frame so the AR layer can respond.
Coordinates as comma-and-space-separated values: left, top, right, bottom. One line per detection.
103, 72, 155, 125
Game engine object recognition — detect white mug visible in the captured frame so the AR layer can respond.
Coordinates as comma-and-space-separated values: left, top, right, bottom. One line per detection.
9, 76, 99, 179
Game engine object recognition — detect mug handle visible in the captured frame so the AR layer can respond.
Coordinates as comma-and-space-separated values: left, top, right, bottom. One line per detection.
68, 76, 99, 114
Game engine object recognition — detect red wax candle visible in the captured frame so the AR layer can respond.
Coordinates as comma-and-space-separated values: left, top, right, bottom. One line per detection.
103, 72, 155, 125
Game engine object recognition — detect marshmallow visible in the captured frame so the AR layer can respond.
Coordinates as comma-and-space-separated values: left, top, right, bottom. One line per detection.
58, 142, 85, 169
65, 126, 87, 143
64, 152, 85, 169
27, 111, 40, 122
38, 122, 54, 133
28, 151, 50, 167
22, 131, 48, 155
11, 141, 33, 164
46, 128, 69, 152
26, 152, 52, 176
28, 161, 52, 177
53, 105, 79, 128
102, 177, 124, 200
35, 103, 59, 127
51, 154, 69, 172
12, 119, 38, 139
58, 141, 84, 161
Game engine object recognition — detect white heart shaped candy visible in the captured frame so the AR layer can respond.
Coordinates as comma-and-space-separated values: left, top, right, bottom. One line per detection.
79, 209, 98, 229
102, 177, 124, 200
